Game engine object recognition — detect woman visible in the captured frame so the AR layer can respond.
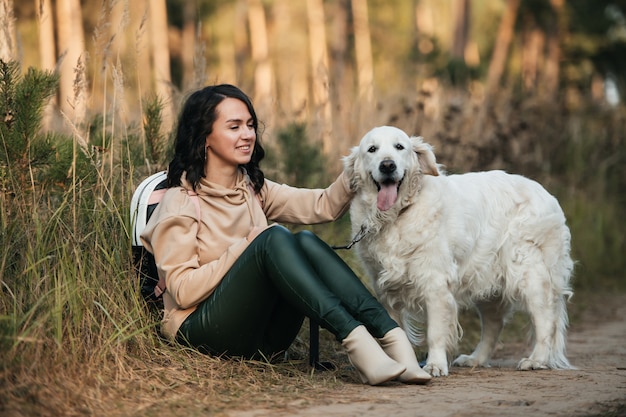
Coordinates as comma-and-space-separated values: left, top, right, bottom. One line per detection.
141, 84, 431, 385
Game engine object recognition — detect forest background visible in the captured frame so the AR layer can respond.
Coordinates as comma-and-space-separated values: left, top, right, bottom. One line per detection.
1, 0, 625, 415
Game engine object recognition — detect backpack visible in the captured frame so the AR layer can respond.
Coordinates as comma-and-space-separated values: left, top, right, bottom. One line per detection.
130, 171, 199, 308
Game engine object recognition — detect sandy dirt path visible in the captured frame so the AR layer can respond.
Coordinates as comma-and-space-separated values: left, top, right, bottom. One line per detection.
231, 294, 626, 417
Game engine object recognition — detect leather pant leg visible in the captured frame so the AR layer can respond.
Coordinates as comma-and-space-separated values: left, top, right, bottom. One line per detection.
178, 225, 396, 358
293, 230, 398, 338
178, 227, 305, 358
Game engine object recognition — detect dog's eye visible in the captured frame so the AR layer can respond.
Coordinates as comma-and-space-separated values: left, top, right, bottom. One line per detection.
395, 144, 405, 150
367, 146, 377, 153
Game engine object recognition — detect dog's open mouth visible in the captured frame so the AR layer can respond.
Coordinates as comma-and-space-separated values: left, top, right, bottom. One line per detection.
372, 175, 401, 211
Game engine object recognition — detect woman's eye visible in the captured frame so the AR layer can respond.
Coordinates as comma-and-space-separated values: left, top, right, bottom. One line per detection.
395, 144, 405, 150
367, 146, 377, 153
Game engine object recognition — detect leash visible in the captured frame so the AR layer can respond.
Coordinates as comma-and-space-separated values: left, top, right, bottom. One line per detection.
332, 224, 369, 250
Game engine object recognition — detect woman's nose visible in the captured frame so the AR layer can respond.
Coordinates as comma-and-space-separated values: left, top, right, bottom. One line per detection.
243, 126, 255, 139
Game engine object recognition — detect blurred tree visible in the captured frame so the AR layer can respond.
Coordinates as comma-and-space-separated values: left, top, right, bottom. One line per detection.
520, 5, 544, 91
233, 0, 250, 87
328, 0, 351, 153
452, 0, 470, 61
35, 0, 56, 130
448, 0, 480, 84
307, 0, 333, 155
166, 0, 218, 90
328, 0, 352, 123
149, 0, 174, 134
518, 0, 561, 96
35, 0, 55, 72
543, 0, 565, 99
0, 0, 16, 62
273, 0, 308, 122
486, 0, 520, 96
351, 0, 374, 103
132, 0, 152, 96
110, 1, 128, 56
181, 0, 197, 90
247, 0, 273, 121
415, 0, 435, 40
55, 0, 88, 124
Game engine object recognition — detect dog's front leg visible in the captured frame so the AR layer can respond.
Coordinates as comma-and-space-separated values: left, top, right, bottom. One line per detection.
423, 291, 459, 377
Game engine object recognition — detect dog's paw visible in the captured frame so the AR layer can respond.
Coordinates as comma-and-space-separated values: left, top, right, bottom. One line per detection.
517, 358, 549, 371
452, 354, 485, 368
423, 362, 449, 377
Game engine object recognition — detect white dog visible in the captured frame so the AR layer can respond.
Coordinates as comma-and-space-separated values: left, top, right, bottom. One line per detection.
343, 126, 575, 377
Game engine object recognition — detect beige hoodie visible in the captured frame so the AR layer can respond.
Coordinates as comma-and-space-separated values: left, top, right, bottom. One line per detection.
141, 169, 354, 340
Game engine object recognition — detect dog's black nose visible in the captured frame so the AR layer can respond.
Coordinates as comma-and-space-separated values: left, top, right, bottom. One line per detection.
379, 160, 396, 174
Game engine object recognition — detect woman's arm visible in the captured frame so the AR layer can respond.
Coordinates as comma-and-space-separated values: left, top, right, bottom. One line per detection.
148, 214, 249, 309
262, 171, 355, 224
141, 188, 252, 309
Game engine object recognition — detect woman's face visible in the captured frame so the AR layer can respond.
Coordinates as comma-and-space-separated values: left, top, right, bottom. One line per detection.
205, 97, 256, 170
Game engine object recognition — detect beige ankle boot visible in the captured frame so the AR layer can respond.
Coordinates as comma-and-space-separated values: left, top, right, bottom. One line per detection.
342, 325, 406, 385
379, 327, 432, 384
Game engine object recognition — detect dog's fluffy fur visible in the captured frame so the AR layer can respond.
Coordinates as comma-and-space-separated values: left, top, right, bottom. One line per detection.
344, 126, 574, 377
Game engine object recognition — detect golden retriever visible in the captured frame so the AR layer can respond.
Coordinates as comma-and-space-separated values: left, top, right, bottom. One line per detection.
343, 126, 575, 377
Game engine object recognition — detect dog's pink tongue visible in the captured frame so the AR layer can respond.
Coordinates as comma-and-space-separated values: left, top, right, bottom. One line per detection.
377, 183, 398, 211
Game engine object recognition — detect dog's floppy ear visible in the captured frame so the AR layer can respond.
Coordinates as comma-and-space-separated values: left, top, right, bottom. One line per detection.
411, 136, 439, 176
342, 146, 363, 191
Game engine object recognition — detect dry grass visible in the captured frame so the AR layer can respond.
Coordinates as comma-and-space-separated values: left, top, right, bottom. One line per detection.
1, 292, 607, 416
0, 318, 358, 416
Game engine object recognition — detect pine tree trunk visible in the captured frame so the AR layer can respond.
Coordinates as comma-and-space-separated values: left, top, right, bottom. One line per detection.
452, 0, 470, 61
415, 0, 434, 37
213, 3, 238, 85
36, 0, 57, 130
233, 0, 249, 85
110, 0, 128, 58
273, 0, 308, 122
351, 0, 374, 103
329, 0, 350, 155
306, 0, 333, 155
521, 13, 545, 91
543, 0, 564, 99
247, 0, 273, 120
55, 0, 88, 124
0, 0, 16, 62
132, 0, 152, 96
181, 1, 196, 90
36, 0, 56, 71
485, 0, 520, 96
149, 0, 174, 134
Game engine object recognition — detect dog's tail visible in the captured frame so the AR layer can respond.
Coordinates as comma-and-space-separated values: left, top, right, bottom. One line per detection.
401, 304, 462, 355
548, 292, 576, 369
402, 311, 425, 346
549, 224, 576, 370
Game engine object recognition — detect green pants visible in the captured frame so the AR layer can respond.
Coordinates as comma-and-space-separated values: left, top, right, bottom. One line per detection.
177, 225, 397, 358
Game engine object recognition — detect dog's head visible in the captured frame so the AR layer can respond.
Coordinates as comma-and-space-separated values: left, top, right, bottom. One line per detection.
343, 126, 439, 211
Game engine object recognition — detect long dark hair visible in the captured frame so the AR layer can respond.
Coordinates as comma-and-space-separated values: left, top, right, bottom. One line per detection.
166, 84, 266, 193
